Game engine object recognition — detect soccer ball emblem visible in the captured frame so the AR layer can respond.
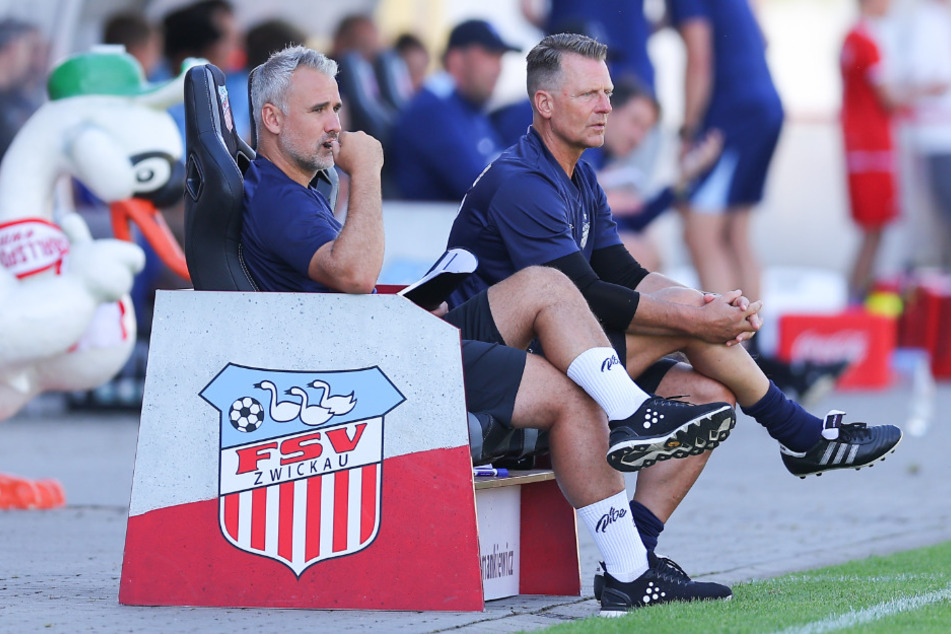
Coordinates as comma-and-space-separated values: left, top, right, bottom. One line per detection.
230, 397, 264, 432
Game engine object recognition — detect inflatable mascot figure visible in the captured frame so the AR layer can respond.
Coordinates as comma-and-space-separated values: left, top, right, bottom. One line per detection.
0, 46, 193, 426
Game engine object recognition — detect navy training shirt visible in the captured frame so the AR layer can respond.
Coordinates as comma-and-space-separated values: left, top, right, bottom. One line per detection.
546, 0, 655, 92
666, 0, 781, 120
446, 127, 622, 308
390, 76, 505, 202
241, 156, 341, 293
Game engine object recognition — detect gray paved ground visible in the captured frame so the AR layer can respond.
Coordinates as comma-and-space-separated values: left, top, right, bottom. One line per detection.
2, 381, 950, 633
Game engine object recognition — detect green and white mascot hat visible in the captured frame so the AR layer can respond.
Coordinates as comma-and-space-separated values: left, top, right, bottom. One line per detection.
47, 44, 195, 108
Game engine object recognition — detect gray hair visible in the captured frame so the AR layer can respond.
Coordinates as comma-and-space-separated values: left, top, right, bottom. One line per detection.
251, 45, 338, 143
526, 33, 607, 99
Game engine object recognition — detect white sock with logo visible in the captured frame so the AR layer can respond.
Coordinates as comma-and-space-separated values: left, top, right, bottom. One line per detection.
566, 347, 649, 421
577, 490, 647, 583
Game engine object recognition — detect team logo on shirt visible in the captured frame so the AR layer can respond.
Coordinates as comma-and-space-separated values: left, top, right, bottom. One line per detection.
201, 363, 404, 576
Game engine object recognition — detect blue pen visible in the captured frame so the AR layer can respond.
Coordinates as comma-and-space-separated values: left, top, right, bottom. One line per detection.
473, 467, 509, 477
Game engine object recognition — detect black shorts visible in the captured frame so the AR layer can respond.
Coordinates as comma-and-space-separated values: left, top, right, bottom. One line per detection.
444, 290, 504, 345
459, 340, 525, 425
445, 291, 525, 426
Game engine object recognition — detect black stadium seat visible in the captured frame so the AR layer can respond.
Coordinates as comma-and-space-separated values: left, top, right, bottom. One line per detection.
182, 63, 338, 291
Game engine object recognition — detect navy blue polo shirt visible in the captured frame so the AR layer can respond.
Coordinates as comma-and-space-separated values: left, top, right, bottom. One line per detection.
390, 76, 505, 201
446, 127, 622, 308
241, 156, 341, 293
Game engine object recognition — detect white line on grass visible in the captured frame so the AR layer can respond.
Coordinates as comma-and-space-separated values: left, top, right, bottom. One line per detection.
774, 584, 951, 634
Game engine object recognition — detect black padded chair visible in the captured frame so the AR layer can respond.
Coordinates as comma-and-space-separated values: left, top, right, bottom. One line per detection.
183, 63, 338, 291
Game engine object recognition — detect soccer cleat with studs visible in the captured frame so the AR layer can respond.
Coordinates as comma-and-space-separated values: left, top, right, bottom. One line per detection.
599, 552, 733, 617
606, 397, 736, 472
780, 410, 903, 478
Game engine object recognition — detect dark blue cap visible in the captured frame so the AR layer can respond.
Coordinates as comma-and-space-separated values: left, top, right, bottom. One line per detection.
447, 19, 520, 53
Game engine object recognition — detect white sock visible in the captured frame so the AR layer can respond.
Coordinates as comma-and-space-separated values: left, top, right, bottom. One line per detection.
566, 347, 649, 421
576, 491, 648, 583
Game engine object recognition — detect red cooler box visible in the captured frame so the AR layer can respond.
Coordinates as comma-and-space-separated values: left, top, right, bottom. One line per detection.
778, 311, 896, 389
898, 279, 951, 379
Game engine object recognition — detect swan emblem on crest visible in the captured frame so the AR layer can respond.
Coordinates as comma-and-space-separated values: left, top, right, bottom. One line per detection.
253, 380, 301, 423
284, 380, 357, 427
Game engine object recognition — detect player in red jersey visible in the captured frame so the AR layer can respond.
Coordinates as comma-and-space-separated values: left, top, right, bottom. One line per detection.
840, 0, 902, 302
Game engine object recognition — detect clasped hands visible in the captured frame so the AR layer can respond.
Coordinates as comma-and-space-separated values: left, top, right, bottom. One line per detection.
701, 289, 763, 347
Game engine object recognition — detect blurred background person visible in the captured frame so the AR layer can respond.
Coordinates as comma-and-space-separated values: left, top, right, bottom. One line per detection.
103, 11, 163, 78
585, 78, 722, 271
901, 0, 951, 268
0, 19, 45, 164
521, 0, 655, 89
245, 18, 307, 72
840, 0, 904, 303
665, 0, 783, 304
666, 0, 847, 403
389, 18, 519, 202
393, 32, 430, 96
160, 0, 248, 140
330, 13, 394, 143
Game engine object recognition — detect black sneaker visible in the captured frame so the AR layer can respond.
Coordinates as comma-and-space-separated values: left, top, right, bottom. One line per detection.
780, 410, 903, 478
599, 552, 733, 616
593, 554, 732, 603
607, 397, 736, 472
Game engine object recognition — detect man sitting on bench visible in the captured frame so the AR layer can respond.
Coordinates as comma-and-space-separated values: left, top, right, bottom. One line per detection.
240, 45, 737, 615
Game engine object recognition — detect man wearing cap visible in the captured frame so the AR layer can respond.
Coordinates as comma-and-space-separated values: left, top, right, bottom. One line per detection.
389, 19, 520, 202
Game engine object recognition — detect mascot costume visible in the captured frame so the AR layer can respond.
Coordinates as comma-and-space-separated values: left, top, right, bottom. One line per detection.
0, 46, 195, 508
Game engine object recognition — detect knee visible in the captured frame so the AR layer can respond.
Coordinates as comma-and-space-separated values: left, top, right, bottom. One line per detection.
515, 266, 580, 299
520, 265, 571, 287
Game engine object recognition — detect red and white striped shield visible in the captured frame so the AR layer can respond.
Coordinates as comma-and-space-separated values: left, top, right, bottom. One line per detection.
218, 420, 383, 576
203, 364, 403, 577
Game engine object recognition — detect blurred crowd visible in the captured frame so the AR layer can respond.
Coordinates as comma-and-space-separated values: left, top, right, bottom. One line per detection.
3, 0, 951, 407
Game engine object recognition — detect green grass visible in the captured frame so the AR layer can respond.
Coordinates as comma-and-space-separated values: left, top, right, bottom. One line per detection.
527, 541, 951, 634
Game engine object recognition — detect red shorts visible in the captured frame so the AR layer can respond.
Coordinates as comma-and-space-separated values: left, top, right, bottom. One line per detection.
845, 146, 897, 228
847, 170, 897, 228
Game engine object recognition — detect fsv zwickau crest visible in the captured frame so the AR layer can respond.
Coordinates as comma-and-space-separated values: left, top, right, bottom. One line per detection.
201, 363, 404, 576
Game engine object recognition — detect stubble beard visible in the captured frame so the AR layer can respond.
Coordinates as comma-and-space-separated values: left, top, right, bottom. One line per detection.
283, 129, 336, 174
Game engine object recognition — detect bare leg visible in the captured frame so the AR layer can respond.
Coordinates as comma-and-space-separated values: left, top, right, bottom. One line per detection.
509, 354, 624, 508
683, 211, 738, 293
623, 285, 771, 408
487, 266, 614, 370
725, 207, 761, 301
630, 362, 735, 521
848, 227, 883, 301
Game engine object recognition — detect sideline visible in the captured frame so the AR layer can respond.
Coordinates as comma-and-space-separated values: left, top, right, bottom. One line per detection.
774, 584, 951, 634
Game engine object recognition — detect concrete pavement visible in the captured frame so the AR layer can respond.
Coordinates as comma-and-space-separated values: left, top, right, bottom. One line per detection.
2, 381, 950, 632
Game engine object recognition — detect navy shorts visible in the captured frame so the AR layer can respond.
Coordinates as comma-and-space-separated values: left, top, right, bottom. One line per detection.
444, 291, 525, 426
691, 98, 784, 212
